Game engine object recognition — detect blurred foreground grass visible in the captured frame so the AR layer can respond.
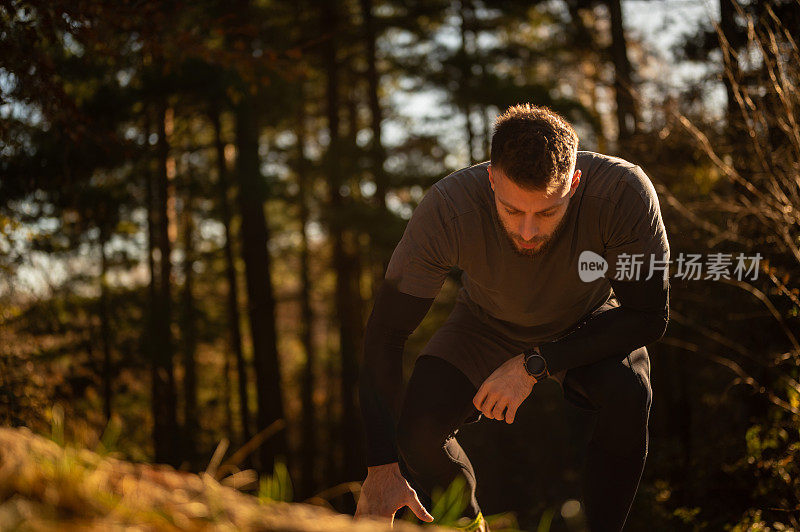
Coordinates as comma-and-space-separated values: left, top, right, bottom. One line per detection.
0, 426, 439, 531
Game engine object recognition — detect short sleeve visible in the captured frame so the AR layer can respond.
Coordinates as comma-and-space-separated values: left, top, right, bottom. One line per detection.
385, 185, 458, 299
601, 165, 670, 284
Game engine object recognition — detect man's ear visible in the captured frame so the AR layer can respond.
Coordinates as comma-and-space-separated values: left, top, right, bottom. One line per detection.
487, 164, 495, 191
571, 169, 581, 194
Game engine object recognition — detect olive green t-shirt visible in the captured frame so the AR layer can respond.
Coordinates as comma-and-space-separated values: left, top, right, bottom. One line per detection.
385, 150, 670, 346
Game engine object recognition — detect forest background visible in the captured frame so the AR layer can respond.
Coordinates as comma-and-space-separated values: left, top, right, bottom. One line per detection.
1, 0, 799, 530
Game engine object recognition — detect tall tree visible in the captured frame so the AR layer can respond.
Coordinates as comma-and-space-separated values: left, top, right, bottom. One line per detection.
151, 92, 180, 466
210, 102, 252, 448
234, 93, 287, 472
180, 163, 199, 458
319, 0, 369, 484
97, 227, 114, 423
358, 0, 396, 297
605, 0, 639, 145
718, 0, 741, 129
359, 0, 388, 212
293, 77, 319, 498
458, 0, 479, 164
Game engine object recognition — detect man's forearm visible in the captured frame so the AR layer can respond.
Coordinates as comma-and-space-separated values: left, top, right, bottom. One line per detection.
537, 276, 670, 375
360, 319, 410, 466
359, 281, 434, 467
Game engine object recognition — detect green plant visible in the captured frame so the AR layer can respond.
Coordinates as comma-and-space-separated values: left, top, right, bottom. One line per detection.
402, 476, 524, 531
430, 476, 470, 526
95, 415, 123, 457
258, 455, 294, 503
535, 507, 555, 532
49, 403, 64, 447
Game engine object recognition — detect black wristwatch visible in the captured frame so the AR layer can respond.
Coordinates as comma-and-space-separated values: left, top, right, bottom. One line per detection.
523, 347, 549, 381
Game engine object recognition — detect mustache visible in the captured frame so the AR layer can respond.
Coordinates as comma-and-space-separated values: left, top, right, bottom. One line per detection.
515, 236, 544, 243
510, 232, 546, 243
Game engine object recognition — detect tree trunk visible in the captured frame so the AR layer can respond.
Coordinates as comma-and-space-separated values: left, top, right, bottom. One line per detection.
152, 96, 179, 466
144, 110, 160, 458
677, 353, 694, 500
321, 0, 344, 486
321, 0, 366, 485
359, 0, 394, 300
359, 0, 387, 211
344, 64, 367, 481
98, 232, 113, 423
719, 0, 740, 137
223, 332, 234, 441
564, 0, 609, 150
234, 93, 287, 474
606, 0, 638, 145
293, 80, 319, 498
210, 104, 252, 450
323, 353, 340, 485
339, 236, 367, 483
459, 0, 477, 165
181, 165, 199, 460
483, 106, 492, 162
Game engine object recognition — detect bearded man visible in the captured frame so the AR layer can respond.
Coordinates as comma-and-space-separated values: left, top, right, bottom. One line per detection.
354, 103, 670, 532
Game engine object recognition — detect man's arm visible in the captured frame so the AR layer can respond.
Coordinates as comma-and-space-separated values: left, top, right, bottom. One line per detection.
536, 275, 669, 375
359, 280, 434, 466
355, 281, 437, 524
537, 164, 670, 374
358, 184, 457, 466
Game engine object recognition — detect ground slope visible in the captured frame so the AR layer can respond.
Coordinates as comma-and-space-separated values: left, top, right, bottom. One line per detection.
0, 427, 438, 531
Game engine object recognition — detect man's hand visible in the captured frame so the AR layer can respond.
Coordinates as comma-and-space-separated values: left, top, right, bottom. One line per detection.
354, 462, 435, 525
473, 354, 537, 424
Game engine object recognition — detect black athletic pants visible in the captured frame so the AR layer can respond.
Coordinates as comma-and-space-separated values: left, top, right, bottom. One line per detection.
395, 347, 652, 532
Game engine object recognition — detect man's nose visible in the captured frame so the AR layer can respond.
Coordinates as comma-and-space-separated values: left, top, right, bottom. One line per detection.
518, 216, 539, 241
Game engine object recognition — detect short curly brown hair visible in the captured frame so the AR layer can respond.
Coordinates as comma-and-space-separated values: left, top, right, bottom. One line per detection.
490, 103, 579, 192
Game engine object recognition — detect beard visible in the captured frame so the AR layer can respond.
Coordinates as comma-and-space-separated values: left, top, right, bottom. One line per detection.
496, 207, 571, 258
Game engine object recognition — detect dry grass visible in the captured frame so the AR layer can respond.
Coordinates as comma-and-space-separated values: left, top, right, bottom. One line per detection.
0, 427, 439, 531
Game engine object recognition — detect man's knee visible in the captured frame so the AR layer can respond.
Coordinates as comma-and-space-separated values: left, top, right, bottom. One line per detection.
568, 360, 650, 436
602, 367, 651, 417
583, 366, 651, 458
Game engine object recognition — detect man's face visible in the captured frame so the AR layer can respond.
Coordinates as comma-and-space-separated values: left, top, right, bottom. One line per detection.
487, 164, 581, 257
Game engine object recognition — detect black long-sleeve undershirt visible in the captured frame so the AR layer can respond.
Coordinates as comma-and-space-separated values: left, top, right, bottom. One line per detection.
537, 274, 670, 375
359, 280, 434, 467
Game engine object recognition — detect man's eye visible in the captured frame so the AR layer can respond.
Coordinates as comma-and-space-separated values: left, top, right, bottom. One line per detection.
539, 211, 556, 218
505, 209, 520, 216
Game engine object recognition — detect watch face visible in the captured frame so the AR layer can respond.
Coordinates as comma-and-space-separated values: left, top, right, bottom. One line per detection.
525, 355, 546, 375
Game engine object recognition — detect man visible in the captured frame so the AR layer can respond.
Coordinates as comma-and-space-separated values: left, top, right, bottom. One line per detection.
353, 103, 670, 532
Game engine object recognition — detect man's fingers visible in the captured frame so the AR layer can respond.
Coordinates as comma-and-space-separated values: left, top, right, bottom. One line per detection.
483, 393, 502, 418
490, 399, 508, 420
406, 490, 434, 522
473, 385, 488, 410
505, 403, 519, 424
476, 387, 497, 416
